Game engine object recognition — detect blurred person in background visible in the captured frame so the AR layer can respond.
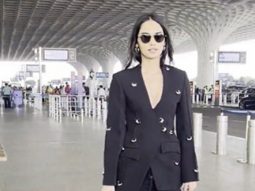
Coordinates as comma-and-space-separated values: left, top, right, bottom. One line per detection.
2, 83, 12, 108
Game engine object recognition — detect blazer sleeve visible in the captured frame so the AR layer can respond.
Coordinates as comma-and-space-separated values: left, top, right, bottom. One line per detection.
103, 74, 126, 185
176, 71, 199, 183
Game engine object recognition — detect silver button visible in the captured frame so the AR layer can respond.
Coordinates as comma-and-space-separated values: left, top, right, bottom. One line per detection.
176, 90, 181, 95
106, 127, 111, 131
131, 138, 137, 143
135, 119, 141, 124
121, 147, 125, 151
174, 161, 179, 166
162, 127, 167, 132
159, 117, 164, 123
117, 180, 123, 186
169, 130, 174, 135
186, 136, 193, 141
194, 168, 199, 173
131, 82, 137, 87
166, 67, 170, 71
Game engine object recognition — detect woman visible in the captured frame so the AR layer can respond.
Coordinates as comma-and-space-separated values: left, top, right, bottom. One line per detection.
101, 13, 199, 191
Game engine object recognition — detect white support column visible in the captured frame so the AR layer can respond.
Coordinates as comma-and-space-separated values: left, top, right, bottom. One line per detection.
193, 113, 203, 148
215, 115, 228, 155
237, 113, 251, 163
247, 120, 255, 164
196, 48, 217, 88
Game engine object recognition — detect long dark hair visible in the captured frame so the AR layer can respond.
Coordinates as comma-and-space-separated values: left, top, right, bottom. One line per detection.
125, 13, 174, 69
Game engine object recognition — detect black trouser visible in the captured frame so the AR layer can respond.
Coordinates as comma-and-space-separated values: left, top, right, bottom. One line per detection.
140, 169, 158, 191
3, 96, 11, 108
140, 169, 181, 191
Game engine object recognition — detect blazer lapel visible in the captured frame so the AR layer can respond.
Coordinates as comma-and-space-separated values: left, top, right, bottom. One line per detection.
131, 64, 152, 110
133, 64, 168, 111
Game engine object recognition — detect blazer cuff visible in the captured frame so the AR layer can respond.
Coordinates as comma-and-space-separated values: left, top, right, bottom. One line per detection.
102, 173, 116, 186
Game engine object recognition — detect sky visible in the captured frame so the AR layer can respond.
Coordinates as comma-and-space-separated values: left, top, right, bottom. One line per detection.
0, 39, 255, 86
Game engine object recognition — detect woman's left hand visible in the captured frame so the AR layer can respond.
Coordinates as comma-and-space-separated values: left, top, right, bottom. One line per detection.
180, 181, 198, 191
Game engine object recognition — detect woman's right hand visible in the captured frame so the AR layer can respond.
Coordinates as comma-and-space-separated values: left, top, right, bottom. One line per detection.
101, 185, 115, 191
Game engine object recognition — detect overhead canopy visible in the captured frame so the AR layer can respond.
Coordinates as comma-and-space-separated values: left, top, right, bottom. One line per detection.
0, 0, 254, 63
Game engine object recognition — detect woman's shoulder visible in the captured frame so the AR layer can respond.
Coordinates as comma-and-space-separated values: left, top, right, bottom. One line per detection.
112, 65, 139, 79
112, 64, 187, 80
162, 64, 186, 78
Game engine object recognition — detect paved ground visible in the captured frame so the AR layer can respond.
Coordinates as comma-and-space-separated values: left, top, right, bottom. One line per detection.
0, 106, 255, 191
192, 105, 254, 138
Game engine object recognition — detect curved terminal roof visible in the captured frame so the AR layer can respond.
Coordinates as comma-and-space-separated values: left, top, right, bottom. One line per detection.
0, 0, 255, 64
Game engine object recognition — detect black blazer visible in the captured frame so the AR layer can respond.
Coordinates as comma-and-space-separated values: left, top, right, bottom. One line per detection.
103, 64, 199, 191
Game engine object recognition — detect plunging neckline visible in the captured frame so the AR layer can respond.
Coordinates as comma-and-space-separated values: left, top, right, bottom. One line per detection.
139, 65, 165, 110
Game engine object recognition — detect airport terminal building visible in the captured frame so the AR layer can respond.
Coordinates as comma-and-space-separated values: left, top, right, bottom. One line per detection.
1, 0, 255, 191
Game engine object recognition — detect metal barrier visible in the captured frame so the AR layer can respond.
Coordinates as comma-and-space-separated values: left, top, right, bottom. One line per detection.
195, 94, 199, 104
192, 93, 239, 108
223, 94, 227, 105
48, 95, 107, 123
48, 95, 61, 121
0, 96, 3, 114
205, 94, 210, 105
33, 93, 42, 110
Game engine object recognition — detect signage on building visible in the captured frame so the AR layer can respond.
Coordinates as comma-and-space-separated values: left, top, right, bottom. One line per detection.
26, 64, 40, 72
41, 48, 76, 62
218, 51, 246, 64
96, 72, 109, 79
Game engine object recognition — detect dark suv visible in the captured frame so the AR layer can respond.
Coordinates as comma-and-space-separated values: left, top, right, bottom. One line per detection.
239, 93, 255, 110
239, 87, 255, 100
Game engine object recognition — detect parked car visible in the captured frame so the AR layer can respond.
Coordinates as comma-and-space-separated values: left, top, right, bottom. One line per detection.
239, 93, 255, 110
224, 85, 246, 103
239, 87, 255, 100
